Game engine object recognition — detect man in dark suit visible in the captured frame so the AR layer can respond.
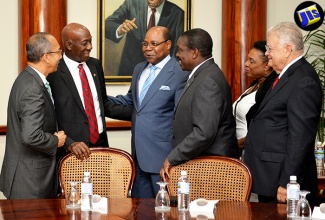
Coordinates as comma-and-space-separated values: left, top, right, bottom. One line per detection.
244, 22, 322, 205
109, 26, 188, 198
48, 23, 132, 161
160, 28, 239, 180
0, 32, 66, 199
105, 0, 184, 75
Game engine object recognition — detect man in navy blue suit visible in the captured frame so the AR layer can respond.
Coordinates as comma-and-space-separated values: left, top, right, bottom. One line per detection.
105, 0, 184, 76
108, 26, 189, 198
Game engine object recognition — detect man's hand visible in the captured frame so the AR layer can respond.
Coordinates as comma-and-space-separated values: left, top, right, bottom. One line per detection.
277, 186, 287, 203
117, 18, 137, 36
160, 159, 172, 182
54, 130, 66, 147
67, 142, 91, 161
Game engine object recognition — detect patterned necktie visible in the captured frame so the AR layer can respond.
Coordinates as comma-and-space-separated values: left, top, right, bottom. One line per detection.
78, 64, 99, 144
139, 65, 157, 104
272, 76, 280, 89
45, 80, 54, 103
147, 8, 156, 30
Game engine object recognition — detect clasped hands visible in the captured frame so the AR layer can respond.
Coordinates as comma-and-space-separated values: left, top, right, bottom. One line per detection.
54, 130, 66, 147
117, 18, 138, 36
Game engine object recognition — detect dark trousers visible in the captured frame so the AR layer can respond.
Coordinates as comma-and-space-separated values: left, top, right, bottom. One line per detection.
258, 194, 278, 203
131, 159, 161, 198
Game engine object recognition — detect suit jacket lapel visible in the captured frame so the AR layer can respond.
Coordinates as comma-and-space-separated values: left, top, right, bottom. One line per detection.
175, 59, 214, 112
254, 57, 304, 116
26, 66, 55, 110
137, 58, 175, 111
59, 60, 88, 118
87, 62, 102, 103
140, 1, 148, 40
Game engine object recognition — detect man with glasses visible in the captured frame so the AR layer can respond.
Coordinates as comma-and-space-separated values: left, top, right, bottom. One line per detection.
47, 23, 132, 162
108, 26, 189, 198
244, 22, 322, 205
0, 32, 67, 199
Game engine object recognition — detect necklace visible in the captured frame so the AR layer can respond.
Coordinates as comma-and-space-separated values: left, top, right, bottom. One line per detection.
252, 83, 260, 92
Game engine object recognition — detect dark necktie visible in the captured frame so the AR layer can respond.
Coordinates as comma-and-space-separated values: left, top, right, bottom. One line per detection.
272, 76, 280, 89
78, 64, 99, 144
147, 8, 156, 30
45, 80, 54, 103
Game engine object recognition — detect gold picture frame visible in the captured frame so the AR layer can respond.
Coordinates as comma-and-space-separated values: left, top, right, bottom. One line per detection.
98, 0, 192, 84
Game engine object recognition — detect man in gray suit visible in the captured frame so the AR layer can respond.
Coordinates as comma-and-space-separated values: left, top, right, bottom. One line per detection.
109, 26, 188, 198
0, 32, 66, 199
160, 28, 239, 180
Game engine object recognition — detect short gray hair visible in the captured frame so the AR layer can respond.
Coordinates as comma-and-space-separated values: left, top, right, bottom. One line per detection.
26, 32, 53, 63
267, 22, 304, 52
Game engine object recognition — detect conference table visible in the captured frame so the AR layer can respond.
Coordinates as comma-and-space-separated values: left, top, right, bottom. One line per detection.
0, 198, 288, 219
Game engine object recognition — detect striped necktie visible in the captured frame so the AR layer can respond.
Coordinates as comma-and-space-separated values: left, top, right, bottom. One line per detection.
139, 65, 157, 104
45, 80, 54, 103
78, 64, 99, 144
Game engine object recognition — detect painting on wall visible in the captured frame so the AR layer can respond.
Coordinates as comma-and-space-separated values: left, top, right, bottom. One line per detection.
98, 0, 192, 84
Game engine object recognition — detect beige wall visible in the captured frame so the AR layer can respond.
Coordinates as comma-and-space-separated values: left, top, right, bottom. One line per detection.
0, 0, 324, 199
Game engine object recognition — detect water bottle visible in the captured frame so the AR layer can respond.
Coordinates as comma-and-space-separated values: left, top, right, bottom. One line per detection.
287, 175, 300, 217
81, 171, 93, 211
177, 170, 190, 211
315, 141, 324, 176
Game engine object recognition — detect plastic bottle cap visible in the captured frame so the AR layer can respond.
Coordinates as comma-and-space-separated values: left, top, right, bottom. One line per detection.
84, 172, 90, 176
181, 171, 187, 175
290, 176, 297, 181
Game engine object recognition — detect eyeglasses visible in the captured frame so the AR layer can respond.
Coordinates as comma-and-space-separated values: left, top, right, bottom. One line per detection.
45, 49, 62, 55
265, 45, 277, 53
141, 40, 168, 48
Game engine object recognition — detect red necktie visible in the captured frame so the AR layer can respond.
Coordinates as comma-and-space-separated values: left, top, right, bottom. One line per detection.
272, 76, 279, 89
147, 8, 156, 30
78, 64, 99, 144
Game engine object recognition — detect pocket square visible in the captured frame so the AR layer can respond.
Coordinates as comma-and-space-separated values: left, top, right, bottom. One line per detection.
159, 85, 170, 90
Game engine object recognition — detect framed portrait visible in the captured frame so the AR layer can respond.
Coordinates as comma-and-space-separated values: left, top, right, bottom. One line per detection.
98, 0, 192, 84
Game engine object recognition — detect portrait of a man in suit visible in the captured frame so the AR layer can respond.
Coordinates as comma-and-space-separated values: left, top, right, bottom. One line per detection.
102, 0, 186, 78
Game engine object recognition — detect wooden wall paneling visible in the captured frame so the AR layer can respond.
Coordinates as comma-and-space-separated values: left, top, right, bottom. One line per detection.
19, 0, 67, 72
222, 0, 266, 102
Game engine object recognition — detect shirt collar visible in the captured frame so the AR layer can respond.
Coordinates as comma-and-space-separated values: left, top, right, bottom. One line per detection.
188, 57, 213, 80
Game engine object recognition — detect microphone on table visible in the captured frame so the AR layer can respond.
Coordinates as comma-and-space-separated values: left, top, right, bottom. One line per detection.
320, 203, 325, 213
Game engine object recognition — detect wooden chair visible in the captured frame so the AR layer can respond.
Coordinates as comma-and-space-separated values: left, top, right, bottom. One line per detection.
58, 147, 135, 199
167, 156, 252, 201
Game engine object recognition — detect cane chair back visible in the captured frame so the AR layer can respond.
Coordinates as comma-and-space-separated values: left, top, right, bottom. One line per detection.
167, 156, 252, 201
58, 147, 135, 199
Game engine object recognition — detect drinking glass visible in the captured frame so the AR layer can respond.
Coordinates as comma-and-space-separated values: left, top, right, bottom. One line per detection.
295, 190, 311, 218
155, 182, 171, 212
66, 181, 81, 209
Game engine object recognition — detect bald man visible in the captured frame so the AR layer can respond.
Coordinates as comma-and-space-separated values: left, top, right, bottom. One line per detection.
48, 23, 132, 161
